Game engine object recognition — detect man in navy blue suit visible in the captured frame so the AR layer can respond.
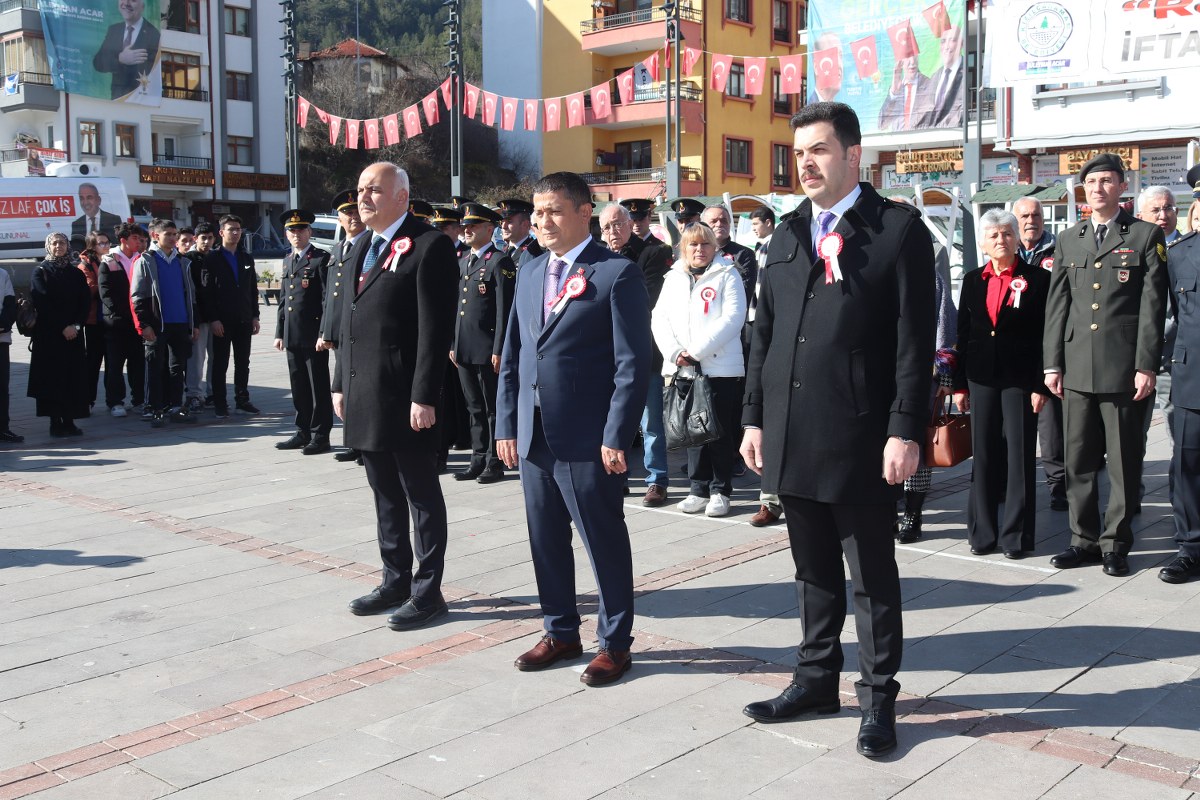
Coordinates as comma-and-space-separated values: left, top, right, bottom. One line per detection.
496, 171, 651, 686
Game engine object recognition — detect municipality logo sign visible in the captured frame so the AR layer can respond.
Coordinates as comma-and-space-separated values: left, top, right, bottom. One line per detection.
1018, 2, 1075, 57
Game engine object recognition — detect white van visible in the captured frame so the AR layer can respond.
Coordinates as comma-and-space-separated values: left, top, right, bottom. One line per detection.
0, 177, 132, 258
310, 213, 344, 253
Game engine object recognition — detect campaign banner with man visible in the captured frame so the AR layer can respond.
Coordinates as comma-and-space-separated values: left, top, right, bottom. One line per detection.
40, 0, 162, 105
988, 0, 1200, 84
807, 0, 966, 136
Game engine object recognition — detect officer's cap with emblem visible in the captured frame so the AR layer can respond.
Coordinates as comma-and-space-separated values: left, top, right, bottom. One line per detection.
281, 208, 315, 229
409, 199, 434, 220
620, 198, 655, 220
460, 202, 501, 226
1078, 153, 1126, 182
670, 197, 705, 221
331, 190, 357, 214
496, 199, 533, 219
431, 206, 463, 226
1187, 164, 1200, 200
450, 196, 471, 209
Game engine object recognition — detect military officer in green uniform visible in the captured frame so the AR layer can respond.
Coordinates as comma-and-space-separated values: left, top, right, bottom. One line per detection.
274, 208, 334, 454
1044, 153, 1169, 577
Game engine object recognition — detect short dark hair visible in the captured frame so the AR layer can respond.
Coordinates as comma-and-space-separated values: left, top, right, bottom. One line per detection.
115, 222, 144, 242
150, 218, 177, 235
218, 214, 243, 230
531, 172, 593, 211
194, 222, 214, 236
749, 205, 776, 225
790, 102, 861, 149
178, 226, 195, 237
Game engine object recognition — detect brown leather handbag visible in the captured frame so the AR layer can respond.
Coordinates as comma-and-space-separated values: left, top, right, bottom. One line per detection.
925, 398, 971, 468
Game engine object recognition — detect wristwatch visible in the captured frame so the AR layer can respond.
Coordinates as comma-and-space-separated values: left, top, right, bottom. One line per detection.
73, 325, 82, 332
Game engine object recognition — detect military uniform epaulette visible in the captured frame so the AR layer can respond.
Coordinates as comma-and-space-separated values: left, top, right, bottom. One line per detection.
1169, 231, 1196, 249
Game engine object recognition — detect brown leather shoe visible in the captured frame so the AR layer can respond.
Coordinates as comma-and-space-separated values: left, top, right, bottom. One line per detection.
749, 504, 781, 527
580, 649, 631, 686
514, 634, 583, 671
642, 484, 668, 507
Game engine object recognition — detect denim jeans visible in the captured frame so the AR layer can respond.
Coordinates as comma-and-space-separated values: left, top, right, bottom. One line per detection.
641, 374, 668, 487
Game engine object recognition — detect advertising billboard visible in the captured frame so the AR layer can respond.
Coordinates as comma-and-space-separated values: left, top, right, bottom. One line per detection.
40, 0, 162, 105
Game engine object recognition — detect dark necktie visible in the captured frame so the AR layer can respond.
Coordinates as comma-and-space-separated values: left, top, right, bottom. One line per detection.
362, 235, 385, 274
1095, 223, 1107, 250
544, 258, 566, 323
123, 25, 134, 48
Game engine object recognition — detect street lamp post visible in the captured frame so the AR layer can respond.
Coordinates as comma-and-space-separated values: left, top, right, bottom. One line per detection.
280, 0, 299, 208
662, 2, 683, 199
444, 0, 465, 198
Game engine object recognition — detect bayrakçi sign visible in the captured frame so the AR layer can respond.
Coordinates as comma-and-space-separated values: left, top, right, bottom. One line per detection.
40, 0, 162, 105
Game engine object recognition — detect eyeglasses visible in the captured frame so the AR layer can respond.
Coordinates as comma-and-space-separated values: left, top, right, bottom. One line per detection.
96, 241, 112, 248
1146, 206, 1176, 215
599, 222, 629, 232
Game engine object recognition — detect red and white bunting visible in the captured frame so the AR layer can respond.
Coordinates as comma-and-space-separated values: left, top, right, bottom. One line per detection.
778, 54, 804, 93
364, 118, 380, 149
403, 104, 422, 138
422, 91, 440, 125
888, 18, 919, 60
344, 118, 360, 149
523, 99, 539, 131
544, 97, 561, 132
616, 69, 635, 105
440, 76, 454, 110
465, 83, 480, 119
297, 96, 311, 128
852, 35, 879, 79
316, 107, 328, 124
710, 53, 733, 92
327, 115, 342, 146
501, 96, 518, 130
382, 113, 400, 145
744, 57, 767, 95
643, 50, 660, 81
683, 46, 701, 76
482, 91, 498, 126
590, 83, 611, 120
566, 92, 585, 127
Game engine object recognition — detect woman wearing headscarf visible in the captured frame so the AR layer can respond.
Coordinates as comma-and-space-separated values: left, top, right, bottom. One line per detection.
28, 232, 90, 436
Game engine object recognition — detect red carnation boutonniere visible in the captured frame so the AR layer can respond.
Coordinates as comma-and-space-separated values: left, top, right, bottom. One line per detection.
383, 237, 413, 271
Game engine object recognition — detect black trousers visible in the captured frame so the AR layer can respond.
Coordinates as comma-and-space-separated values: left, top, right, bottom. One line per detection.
1063, 388, 1148, 555
1171, 405, 1200, 558
210, 321, 253, 406
967, 381, 1038, 553
780, 497, 902, 711
685, 376, 743, 497
286, 347, 332, 438
360, 446, 448, 600
1037, 394, 1065, 499
104, 323, 145, 407
82, 323, 104, 405
457, 362, 501, 469
0, 343, 10, 430
146, 324, 192, 413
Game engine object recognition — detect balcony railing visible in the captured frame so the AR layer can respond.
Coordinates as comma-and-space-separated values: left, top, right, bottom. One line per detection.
0, 146, 27, 162
619, 83, 703, 104
162, 86, 209, 102
0, 0, 39, 12
581, 4, 701, 34
11, 71, 52, 86
580, 166, 701, 185
152, 153, 212, 169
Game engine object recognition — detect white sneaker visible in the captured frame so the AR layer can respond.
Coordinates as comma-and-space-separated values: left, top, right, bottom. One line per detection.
677, 495, 708, 514
705, 494, 731, 517
110, 405, 127, 418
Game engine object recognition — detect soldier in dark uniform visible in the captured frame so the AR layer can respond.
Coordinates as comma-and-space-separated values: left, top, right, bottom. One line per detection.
498, 198, 543, 268
432, 206, 468, 260
1044, 153, 1168, 577
430, 204, 472, 465
451, 203, 516, 483
621, 198, 660, 246
669, 197, 705, 258
274, 209, 334, 454
409, 200, 434, 223
319, 190, 370, 463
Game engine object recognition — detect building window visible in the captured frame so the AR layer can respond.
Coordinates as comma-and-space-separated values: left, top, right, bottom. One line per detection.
727, 63, 747, 99
725, 138, 751, 175
0, 35, 51, 80
773, 1, 791, 43
772, 143, 792, 188
224, 5, 250, 36
165, 0, 201, 33
771, 72, 791, 115
226, 71, 251, 101
726, 0, 750, 24
162, 51, 204, 100
79, 121, 101, 156
614, 139, 652, 170
227, 136, 252, 166
115, 124, 136, 158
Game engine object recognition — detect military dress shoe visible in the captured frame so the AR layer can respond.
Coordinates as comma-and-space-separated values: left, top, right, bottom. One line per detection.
514, 634, 584, 671
387, 594, 448, 631
970, 544, 995, 556
580, 649, 631, 686
348, 586, 410, 616
302, 437, 331, 455
476, 465, 505, 484
742, 682, 840, 723
642, 484, 668, 507
334, 448, 360, 462
1102, 552, 1130, 577
0, 429, 25, 444
1158, 555, 1200, 584
1050, 546, 1102, 569
454, 464, 485, 482
275, 433, 310, 451
1049, 494, 1069, 512
857, 706, 898, 758
1003, 549, 1026, 560
750, 504, 782, 527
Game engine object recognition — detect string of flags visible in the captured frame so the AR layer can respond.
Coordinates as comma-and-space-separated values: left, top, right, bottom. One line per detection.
296, 0, 954, 149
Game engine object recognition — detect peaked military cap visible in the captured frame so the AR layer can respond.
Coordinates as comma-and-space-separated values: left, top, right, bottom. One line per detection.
281, 208, 315, 228
409, 199, 434, 220
331, 190, 358, 213
460, 203, 501, 225
496, 198, 533, 218
670, 197, 706, 219
620, 198, 655, 220
431, 206, 463, 225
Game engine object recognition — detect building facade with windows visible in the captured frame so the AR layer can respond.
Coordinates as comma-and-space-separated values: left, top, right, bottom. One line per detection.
0, 0, 287, 239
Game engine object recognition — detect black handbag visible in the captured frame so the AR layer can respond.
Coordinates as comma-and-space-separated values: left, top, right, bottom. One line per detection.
663, 364, 723, 451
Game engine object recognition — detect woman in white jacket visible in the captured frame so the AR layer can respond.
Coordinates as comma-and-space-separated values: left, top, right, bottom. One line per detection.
651, 222, 747, 517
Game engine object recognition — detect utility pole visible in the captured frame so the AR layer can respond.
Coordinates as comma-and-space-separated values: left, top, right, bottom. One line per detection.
662, 2, 682, 199
280, 0, 299, 208
444, 0, 464, 197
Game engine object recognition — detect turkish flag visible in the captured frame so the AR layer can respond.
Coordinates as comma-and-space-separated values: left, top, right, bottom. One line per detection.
345, 119, 360, 149
617, 69, 635, 105
440, 76, 453, 109
888, 19, 919, 60
364, 118, 380, 149
813, 45, 841, 91
327, 115, 342, 146
744, 57, 767, 95
923, 1, 951, 38
382, 113, 400, 145
297, 96, 311, 128
566, 92, 585, 127
778, 54, 804, 94
590, 83, 611, 119
544, 97, 561, 131
851, 35, 880, 79
422, 91, 440, 126
501, 97, 518, 130
316, 107, 328, 124
465, 83, 480, 119
710, 53, 733, 93
643, 50, 660, 81
523, 99, 539, 131
482, 92, 498, 126
403, 104, 422, 138
683, 47, 701, 76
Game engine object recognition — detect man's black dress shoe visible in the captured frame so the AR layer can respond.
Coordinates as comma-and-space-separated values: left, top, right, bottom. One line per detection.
1158, 555, 1200, 584
454, 464, 484, 482
302, 437, 331, 455
1050, 546, 1102, 569
742, 682, 840, 723
970, 544, 995, 556
276, 433, 310, 451
1003, 549, 1026, 560
334, 448, 360, 462
1049, 494, 1068, 512
0, 430, 24, 444
476, 466, 504, 484
348, 587, 409, 616
857, 706, 897, 758
1102, 552, 1130, 577
387, 594, 448, 631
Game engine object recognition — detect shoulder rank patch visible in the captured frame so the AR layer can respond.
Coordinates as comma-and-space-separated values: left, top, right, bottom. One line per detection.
501, 267, 515, 279
1157, 243, 1167, 261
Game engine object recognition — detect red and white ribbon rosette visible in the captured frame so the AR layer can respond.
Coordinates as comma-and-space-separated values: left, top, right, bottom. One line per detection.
818, 233, 844, 284
699, 286, 717, 314
382, 237, 413, 272
1008, 276, 1028, 308
548, 270, 588, 315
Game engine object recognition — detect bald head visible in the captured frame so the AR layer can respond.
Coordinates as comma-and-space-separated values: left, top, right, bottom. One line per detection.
356, 162, 411, 232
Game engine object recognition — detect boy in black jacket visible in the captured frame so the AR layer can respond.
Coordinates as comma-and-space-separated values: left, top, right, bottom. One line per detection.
200, 214, 260, 418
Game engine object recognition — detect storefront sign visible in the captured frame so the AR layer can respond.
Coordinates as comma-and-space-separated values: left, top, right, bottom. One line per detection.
1139, 147, 1188, 192
223, 172, 288, 191
896, 147, 965, 175
140, 165, 215, 187
1058, 146, 1139, 177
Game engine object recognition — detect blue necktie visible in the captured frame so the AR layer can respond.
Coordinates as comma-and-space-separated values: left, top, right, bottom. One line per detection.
362, 235, 386, 275
813, 211, 835, 261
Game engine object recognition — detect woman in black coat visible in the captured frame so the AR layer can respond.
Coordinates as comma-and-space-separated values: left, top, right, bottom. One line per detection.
27, 232, 90, 436
953, 209, 1051, 558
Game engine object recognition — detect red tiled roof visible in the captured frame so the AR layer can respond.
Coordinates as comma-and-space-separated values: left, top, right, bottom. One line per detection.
305, 38, 387, 59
